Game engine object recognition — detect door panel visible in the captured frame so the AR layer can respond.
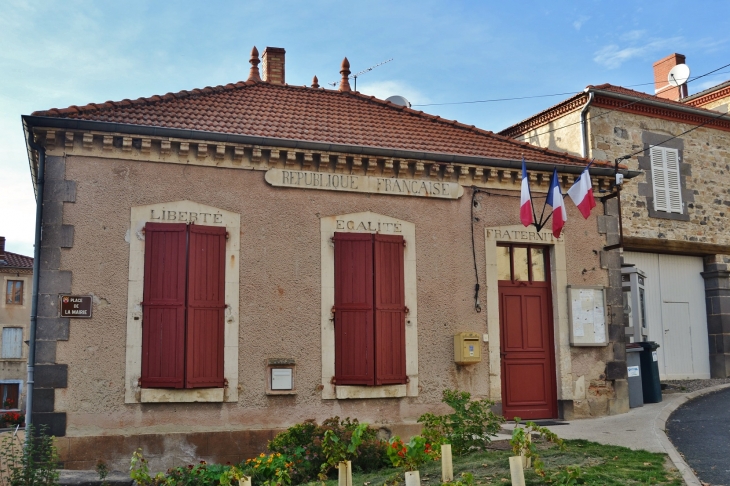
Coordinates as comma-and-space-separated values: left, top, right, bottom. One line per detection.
499, 283, 557, 419
624, 252, 710, 379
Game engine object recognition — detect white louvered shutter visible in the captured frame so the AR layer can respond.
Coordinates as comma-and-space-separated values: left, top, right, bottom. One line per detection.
650, 147, 683, 214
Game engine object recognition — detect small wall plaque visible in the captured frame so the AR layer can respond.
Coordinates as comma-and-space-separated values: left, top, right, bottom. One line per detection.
60, 295, 93, 318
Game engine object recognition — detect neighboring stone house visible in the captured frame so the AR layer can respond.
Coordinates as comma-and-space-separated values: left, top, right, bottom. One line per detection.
21, 46, 633, 469
0, 237, 33, 414
500, 53, 730, 380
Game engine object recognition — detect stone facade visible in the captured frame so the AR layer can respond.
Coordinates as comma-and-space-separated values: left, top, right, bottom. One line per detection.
21, 125, 626, 470
507, 92, 730, 378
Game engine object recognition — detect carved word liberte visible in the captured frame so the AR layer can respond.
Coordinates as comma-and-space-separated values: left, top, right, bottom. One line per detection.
150, 210, 223, 224
486, 229, 563, 242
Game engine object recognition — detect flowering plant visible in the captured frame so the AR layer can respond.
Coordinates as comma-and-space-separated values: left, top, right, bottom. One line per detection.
3, 398, 15, 409
2, 412, 23, 427
241, 452, 293, 486
386, 436, 440, 472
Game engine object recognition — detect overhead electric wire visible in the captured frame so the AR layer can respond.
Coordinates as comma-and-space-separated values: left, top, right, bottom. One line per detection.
411, 67, 730, 107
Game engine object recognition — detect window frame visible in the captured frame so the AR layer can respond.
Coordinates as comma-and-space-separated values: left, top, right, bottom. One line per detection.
125, 201, 240, 404
1, 328, 23, 359
5, 280, 23, 306
0, 383, 20, 411
496, 243, 549, 284
320, 212, 418, 400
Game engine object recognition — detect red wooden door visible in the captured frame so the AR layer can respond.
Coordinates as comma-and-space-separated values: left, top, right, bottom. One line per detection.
498, 245, 557, 419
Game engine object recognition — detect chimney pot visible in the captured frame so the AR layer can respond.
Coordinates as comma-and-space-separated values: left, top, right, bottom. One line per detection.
262, 47, 286, 85
312, 75, 319, 89
653, 53, 688, 101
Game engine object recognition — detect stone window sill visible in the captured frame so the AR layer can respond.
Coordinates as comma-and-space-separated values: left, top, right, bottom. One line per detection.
140, 388, 224, 403
335, 384, 407, 399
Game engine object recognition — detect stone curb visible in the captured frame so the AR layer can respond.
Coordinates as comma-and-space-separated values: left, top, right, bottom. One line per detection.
654, 384, 730, 486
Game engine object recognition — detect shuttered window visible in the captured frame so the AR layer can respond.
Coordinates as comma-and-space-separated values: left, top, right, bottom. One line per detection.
333, 233, 406, 386
650, 146, 683, 214
1, 328, 22, 359
141, 223, 226, 389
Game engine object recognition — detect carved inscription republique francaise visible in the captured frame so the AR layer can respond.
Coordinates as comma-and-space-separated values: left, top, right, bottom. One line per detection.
265, 168, 464, 199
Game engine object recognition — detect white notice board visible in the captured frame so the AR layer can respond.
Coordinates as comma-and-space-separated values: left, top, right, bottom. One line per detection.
567, 286, 608, 346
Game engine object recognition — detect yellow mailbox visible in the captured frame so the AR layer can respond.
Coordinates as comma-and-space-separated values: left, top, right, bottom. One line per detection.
454, 332, 482, 365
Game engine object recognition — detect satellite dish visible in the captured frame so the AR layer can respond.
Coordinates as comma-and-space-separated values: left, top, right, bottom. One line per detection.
386, 95, 411, 108
668, 64, 691, 87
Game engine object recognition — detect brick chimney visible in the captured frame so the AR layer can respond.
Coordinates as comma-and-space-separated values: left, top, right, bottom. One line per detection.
262, 47, 286, 85
0, 237, 6, 264
654, 53, 688, 101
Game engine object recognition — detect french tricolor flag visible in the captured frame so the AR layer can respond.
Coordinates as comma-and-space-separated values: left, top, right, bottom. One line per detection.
546, 168, 567, 238
519, 159, 533, 227
567, 162, 596, 219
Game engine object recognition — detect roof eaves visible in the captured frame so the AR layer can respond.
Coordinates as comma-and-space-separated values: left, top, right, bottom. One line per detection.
22, 115, 630, 179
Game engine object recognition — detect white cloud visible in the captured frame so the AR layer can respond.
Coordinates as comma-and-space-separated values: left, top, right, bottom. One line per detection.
355, 80, 431, 106
573, 15, 590, 31
620, 30, 646, 42
593, 37, 683, 69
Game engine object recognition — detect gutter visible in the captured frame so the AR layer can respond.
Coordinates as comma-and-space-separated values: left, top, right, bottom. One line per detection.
580, 90, 594, 158
21, 115, 640, 180
24, 130, 45, 430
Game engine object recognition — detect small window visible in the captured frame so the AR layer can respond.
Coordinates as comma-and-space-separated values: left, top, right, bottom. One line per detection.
1, 328, 22, 359
650, 146, 683, 214
497, 244, 548, 283
5, 281, 23, 305
0, 383, 19, 410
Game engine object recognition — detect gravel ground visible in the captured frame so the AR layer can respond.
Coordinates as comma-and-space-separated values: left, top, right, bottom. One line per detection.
661, 378, 730, 393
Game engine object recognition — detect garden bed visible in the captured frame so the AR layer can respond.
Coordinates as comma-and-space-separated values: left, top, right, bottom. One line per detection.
304, 439, 683, 486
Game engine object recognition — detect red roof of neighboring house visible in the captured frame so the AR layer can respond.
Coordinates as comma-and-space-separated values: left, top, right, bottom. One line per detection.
31, 81, 607, 168
1, 251, 33, 269
500, 83, 727, 137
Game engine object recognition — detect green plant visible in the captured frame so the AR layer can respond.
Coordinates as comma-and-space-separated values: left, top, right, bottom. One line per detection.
509, 417, 565, 477
131, 448, 250, 486
318, 422, 367, 480
442, 472, 474, 486
548, 465, 583, 485
0, 425, 61, 486
267, 417, 387, 482
418, 389, 505, 455
386, 436, 439, 472
241, 452, 292, 486
129, 449, 167, 485
95, 460, 109, 486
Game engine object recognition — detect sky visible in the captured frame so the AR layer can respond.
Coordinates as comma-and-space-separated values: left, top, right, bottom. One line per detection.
2, 0, 729, 256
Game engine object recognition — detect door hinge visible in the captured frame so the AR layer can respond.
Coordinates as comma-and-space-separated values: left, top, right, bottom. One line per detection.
404, 306, 410, 315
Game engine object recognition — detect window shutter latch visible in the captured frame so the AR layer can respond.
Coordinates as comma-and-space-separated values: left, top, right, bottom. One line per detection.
330, 306, 336, 322
404, 306, 410, 315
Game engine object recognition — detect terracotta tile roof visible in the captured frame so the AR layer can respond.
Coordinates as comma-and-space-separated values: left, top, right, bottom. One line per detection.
31, 81, 606, 168
683, 79, 730, 101
500, 83, 724, 137
1, 251, 33, 269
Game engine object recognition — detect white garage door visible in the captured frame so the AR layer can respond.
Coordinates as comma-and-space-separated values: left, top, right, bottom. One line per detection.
624, 252, 710, 380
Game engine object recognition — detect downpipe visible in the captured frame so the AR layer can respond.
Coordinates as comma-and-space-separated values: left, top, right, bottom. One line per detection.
25, 132, 46, 430
580, 90, 595, 158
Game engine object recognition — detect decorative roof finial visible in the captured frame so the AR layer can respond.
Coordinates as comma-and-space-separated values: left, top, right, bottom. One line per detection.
312, 75, 319, 89
339, 57, 351, 92
248, 46, 261, 82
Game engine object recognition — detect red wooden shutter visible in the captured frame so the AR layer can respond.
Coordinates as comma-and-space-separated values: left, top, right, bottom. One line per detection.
141, 223, 187, 388
185, 225, 226, 388
334, 232, 375, 385
374, 234, 407, 385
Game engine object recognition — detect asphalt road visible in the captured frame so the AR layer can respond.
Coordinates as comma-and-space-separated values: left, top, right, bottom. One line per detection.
666, 387, 730, 486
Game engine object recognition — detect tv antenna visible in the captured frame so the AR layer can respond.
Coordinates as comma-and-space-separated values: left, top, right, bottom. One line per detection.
328, 58, 393, 91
